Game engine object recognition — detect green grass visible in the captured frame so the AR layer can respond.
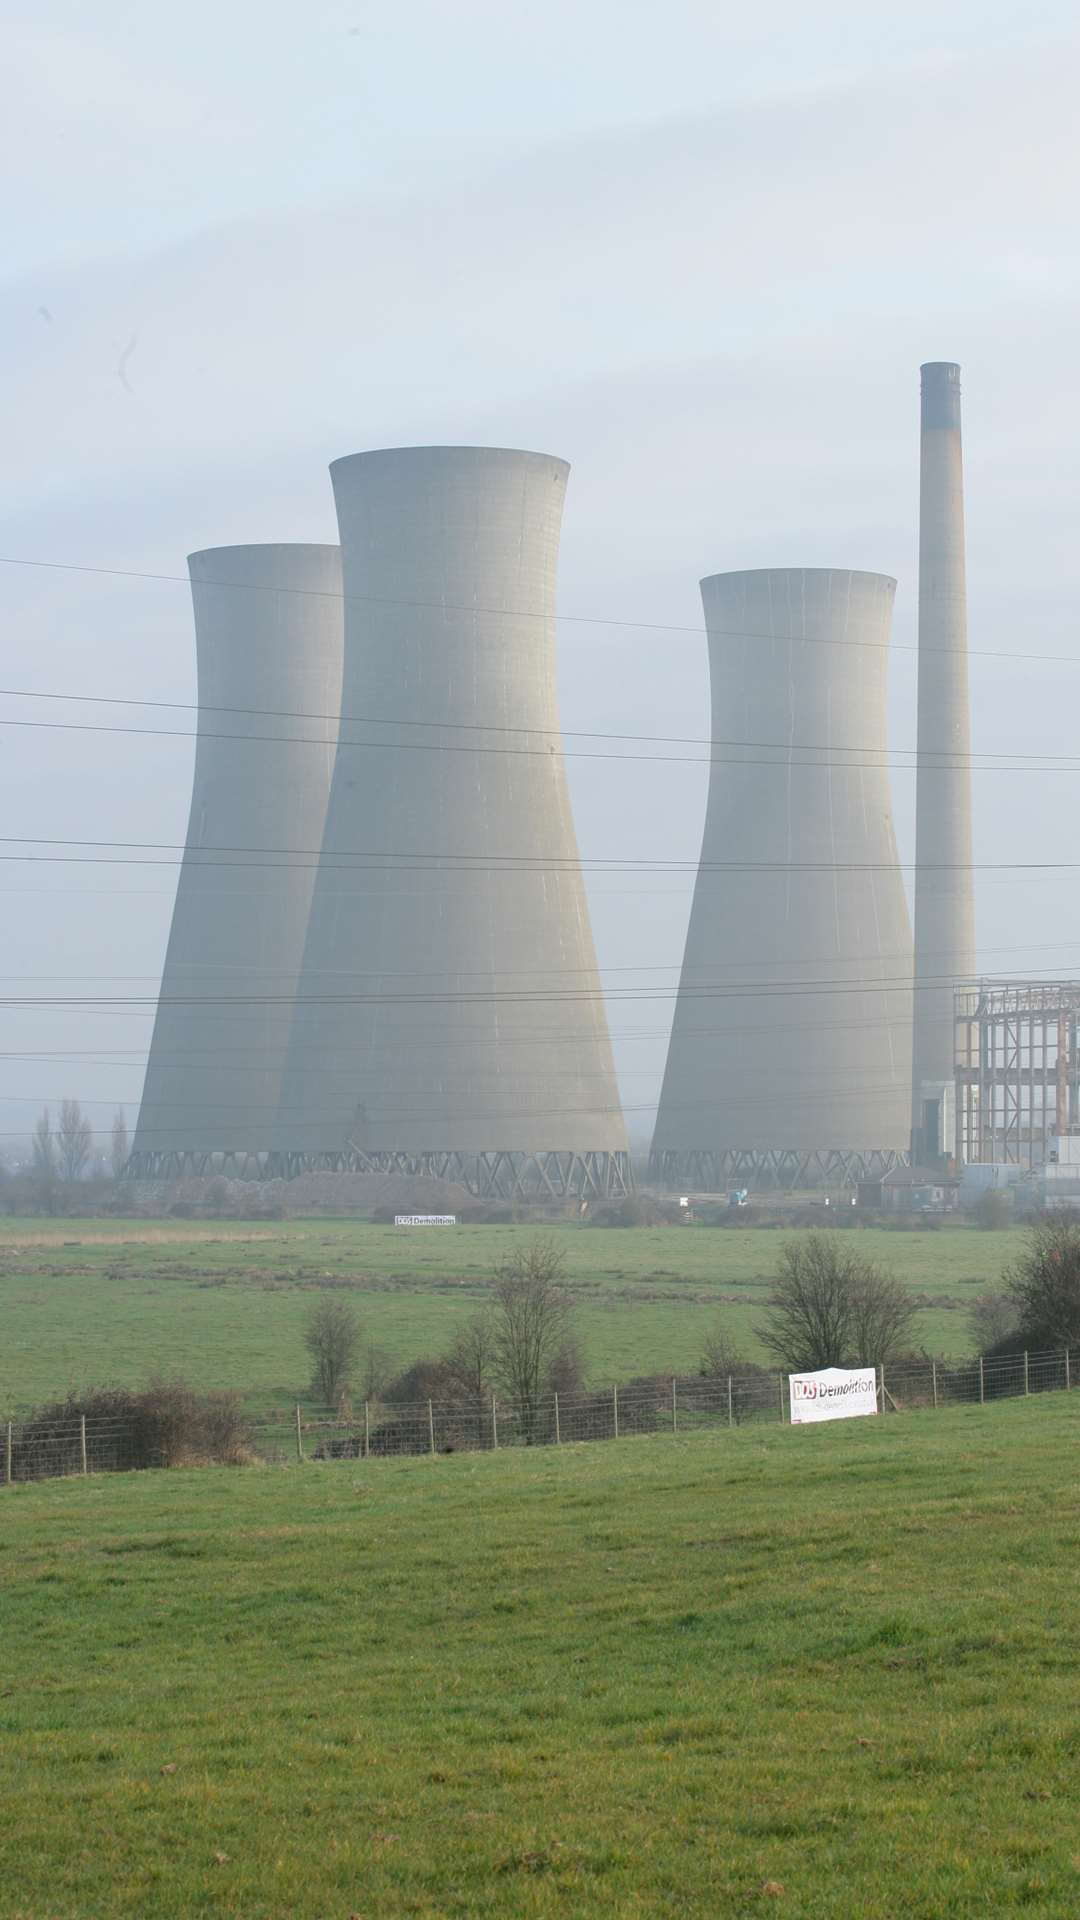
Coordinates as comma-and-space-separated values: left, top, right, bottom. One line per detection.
3, 1397, 1080, 1916
0, 1216, 1021, 1416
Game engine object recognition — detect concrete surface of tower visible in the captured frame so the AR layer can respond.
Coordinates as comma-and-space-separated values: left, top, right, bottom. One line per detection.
278, 446, 630, 1200
650, 568, 913, 1191
129, 545, 343, 1175
910, 363, 975, 1164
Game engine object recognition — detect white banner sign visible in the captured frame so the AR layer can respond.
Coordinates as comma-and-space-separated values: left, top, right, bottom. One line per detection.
789, 1367, 878, 1424
393, 1214, 456, 1227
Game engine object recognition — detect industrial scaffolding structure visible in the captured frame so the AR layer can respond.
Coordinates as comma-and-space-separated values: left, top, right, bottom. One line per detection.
955, 981, 1080, 1169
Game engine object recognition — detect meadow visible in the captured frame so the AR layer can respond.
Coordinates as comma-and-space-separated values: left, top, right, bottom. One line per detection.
0, 1216, 1023, 1417
3, 1396, 1080, 1918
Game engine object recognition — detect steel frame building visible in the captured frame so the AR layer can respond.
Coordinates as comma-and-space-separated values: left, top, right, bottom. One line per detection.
955, 980, 1080, 1169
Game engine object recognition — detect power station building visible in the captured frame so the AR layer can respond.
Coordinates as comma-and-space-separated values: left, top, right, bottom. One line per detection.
276, 446, 630, 1200
650, 567, 914, 1190
129, 544, 344, 1176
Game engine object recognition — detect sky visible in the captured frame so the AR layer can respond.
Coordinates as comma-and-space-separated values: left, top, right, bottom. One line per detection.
2, 0, 1080, 1154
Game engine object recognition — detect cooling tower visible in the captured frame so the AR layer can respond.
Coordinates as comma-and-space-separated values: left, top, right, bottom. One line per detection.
911, 362, 975, 1163
277, 446, 630, 1200
650, 568, 913, 1190
129, 545, 343, 1175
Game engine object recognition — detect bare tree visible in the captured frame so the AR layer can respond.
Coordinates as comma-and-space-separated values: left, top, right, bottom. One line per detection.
1004, 1214, 1080, 1350
444, 1313, 497, 1406
699, 1326, 749, 1379
32, 1108, 57, 1213
57, 1099, 92, 1183
490, 1239, 573, 1440
110, 1109, 130, 1179
968, 1288, 1017, 1353
754, 1233, 916, 1371
304, 1297, 362, 1408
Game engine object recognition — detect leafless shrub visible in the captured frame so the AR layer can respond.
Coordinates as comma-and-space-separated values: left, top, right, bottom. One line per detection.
973, 1187, 1012, 1230
491, 1238, 574, 1441
11, 1380, 250, 1478
1003, 1213, 1080, 1350
754, 1232, 917, 1371
57, 1099, 93, 1183
110, 1109, 130, 1179
305, 1296, 362, 1408
444, 1313, 498, 1406
968, 1288, 1018, 1353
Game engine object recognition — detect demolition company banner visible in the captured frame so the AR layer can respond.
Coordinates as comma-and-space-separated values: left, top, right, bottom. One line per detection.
789, 1367, 879, 1424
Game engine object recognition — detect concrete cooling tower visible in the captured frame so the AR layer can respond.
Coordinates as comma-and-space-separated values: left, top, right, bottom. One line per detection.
650, 568, 913, 1190
129, 545, 343, 1175
277, 446, 630, 1200
911, 363, 975, 1164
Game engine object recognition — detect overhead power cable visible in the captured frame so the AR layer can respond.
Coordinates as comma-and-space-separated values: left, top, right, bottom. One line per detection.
0, 834, 1079, 874
0, 958, 1068, 1009
1, 681, 1076, 770
1, 548, 1078, 669
4, 709, 1062, 776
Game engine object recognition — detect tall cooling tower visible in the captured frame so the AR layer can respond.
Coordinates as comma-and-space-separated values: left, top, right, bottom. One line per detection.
278, 446, 630, 1199
911, 362, 975, 1163
650, 568, 913, 1191
129, 545, 343, 1176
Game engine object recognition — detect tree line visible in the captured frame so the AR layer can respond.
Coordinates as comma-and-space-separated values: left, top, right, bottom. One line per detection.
302, 1220, 1080, 1434
1, 1102, 128, 1213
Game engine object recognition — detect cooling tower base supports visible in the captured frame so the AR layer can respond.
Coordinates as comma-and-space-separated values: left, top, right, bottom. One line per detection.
123, 1147, 633, 1200
648, 1147, 907, 1193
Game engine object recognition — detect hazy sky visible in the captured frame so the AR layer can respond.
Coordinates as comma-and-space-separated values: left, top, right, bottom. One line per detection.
3, 0, 1080, 1152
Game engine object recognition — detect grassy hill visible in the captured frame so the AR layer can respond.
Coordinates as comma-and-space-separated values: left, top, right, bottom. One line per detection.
0, 1216, 1020, 1415
3, 1396, 1080, 1917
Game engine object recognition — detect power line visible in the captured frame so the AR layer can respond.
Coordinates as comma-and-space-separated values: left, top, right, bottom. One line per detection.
2, 706, 1077, 775
1, 548, 1077, 670
0, 835, 1079, 874
0, 958, 1066, 1009
2, 680, 1075, 768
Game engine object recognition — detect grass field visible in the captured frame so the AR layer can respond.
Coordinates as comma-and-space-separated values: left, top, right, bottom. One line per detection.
3, 1396, 1079, 1917
0, 1216, 1021, 1417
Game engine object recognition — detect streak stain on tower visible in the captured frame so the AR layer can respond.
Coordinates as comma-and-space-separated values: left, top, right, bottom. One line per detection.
129, 545, 343, 1175
911, 362, 975, 1164
650, 568, 913, 1190
278, 447, 630, 1199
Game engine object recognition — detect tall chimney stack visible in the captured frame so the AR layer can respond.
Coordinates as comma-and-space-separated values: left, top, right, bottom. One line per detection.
911, 362, 975, 1163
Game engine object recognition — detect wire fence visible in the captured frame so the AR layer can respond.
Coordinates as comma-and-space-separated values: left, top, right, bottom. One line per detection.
3, 1345, 1076, 1485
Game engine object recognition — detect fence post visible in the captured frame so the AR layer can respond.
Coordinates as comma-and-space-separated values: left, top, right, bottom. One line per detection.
80, 1414, 88, 1476
671, 1376, 678, 1433
364, 1401, 370, 1459
778, 1374, 784, 1423
727, 1375, 733, 1428
879, 1365, 885, 1414
295, 1403, 304, 1462
5, 1421, 12, 1486
612, 1384, 619, 1440
1066, 1350, 1071, 1392
1024, 1350, 1030, 1396
491, 1396, 498, 1450
979, 1355, 985, 1405
932, 1359, 938, 1410
428, 1400, 436, 1457
554, 1392, 561, 1445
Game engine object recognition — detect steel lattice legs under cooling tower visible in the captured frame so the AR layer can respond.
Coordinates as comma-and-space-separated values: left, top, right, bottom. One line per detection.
123, 1148, 633, 1199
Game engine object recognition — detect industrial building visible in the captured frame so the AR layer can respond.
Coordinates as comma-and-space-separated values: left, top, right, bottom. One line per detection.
910, 362, 975, 1164
955, 980, 1080, 1171
128, 545, 344, 1176
649, 567, 914, 1191
276, 446, 630, 1200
